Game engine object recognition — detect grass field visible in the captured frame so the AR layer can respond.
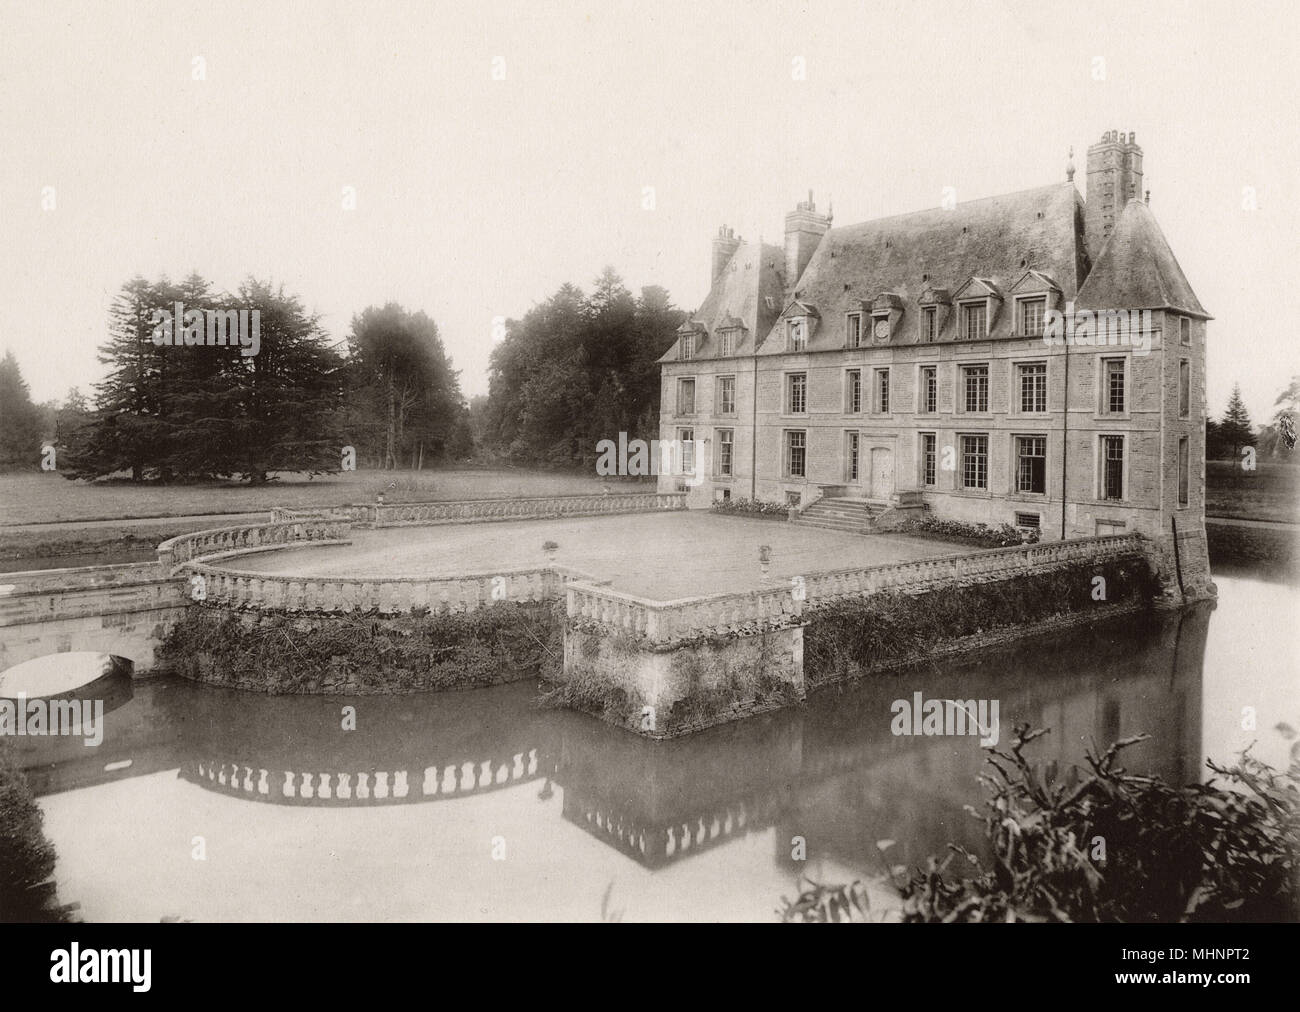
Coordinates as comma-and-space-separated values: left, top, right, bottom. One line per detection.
0, 467, 637, 526
1205, 459, 1300, 523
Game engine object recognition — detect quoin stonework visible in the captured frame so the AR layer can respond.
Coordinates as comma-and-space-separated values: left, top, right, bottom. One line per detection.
658, 129, 1213, 598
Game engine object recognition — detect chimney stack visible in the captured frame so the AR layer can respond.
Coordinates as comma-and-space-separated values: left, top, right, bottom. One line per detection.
711, 225, 741, 286
784, 191, 830, 298
1084, 129, 1143, 261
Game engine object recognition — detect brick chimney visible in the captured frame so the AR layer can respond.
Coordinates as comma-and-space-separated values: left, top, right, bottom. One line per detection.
784, 191, 830, 298
1085, 130, 1144, 262
711, 225, 740, 286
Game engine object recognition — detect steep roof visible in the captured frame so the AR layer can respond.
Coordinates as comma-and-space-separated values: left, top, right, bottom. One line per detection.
757, 182, 1087, 353
1076, 198, 1209, 318
658, 240, 785, 362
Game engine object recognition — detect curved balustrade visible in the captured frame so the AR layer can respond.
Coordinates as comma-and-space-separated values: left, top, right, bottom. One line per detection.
566, 534, 1150, 644
185, 747, 553, 805
158, 519, 352, 572
183, 563, 566, 615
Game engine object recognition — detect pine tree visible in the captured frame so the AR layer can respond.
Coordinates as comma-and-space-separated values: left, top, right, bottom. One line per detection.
0, 350, 44, 468
1219, 384, 1255, 458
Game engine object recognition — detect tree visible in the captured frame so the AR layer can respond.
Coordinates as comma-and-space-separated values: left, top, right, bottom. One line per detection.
1218, 384, 1255, 459
0, 351, 43, 468
345, 303, 464, 469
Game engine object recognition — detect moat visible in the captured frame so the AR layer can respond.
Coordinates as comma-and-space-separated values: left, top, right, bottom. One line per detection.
9, 566, 1295, 921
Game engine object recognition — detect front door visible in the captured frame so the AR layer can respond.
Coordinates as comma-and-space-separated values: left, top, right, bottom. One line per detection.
870, 447, 894, 498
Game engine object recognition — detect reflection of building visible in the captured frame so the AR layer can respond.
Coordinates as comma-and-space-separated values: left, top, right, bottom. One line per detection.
658, 133, 1212, 593
20, 605, 1209, 876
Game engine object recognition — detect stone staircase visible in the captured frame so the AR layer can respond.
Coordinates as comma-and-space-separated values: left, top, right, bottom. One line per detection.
791, 497, 889, 534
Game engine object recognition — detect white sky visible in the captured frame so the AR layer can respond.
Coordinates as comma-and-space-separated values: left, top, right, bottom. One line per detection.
1, 0, 1296, 422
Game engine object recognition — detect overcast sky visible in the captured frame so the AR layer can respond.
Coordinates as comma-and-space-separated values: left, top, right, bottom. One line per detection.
2, 0, 1296, 422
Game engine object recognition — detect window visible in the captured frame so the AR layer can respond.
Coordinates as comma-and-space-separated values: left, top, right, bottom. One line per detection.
846, 369, 862, 413
1178, 436, 1189, 505
874, 369, 890, 413
1016, 436, 1047, 494
920, 366, 937, 413
717, 488, 731, 503
1014, 512, 1041, 532
1103, 359, 1125, 413
718, 375, 736, 415
785, 490, 802, 506
717, 428, 734, 477
679, 335, 694, 360
676, 377, 696, 414
962, 365, 989, 413
1019, 297, 1046, 337
961, 435, 988, 490
1101, 435, 1124, 500
1180, 317, 1191, 346
961, 302, 987, 340
786, 372, 807, 414
846, 313, 863, 348
1018, 362, 1047, 412
787, 319, 807, 351
924, 306, 937, 343
847, 431, 860, 481
921, 433, 937, 487
786, 430, 806, 478
677, 427, 695, 475
719, 330, 737, 357
1178, 360, 1190, 418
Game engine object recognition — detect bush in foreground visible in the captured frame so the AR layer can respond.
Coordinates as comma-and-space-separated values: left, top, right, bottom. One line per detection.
0, 740, 60, 921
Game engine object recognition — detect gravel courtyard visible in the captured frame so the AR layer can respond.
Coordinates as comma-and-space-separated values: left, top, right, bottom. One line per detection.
232, 511, 969, 599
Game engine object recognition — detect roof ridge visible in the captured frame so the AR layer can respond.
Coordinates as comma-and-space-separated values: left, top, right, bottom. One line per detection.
829, 181, 1074, 232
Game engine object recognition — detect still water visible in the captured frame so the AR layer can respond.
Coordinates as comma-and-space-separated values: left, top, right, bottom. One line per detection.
10, 567, 1299, 922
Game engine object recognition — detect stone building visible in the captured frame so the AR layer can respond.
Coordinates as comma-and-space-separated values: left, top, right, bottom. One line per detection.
657, 130, 1213, 596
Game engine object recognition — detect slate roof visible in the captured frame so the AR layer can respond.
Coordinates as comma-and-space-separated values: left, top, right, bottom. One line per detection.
658, 240, 785, 362
757, 182, 1087, 353
1076, 198, 1210, 318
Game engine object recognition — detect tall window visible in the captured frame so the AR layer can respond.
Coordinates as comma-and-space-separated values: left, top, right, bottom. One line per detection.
1016, 436, 1047, 494
786, 430, 806, 477
874, 369, 890, 413
718, 375, 736, 415
787, 319, 807, 351
1018, 362, 1047, 412
679, 335, 694, 360
787, 372, 807, 414
1179, 360, 1190, 418
1178, 436, 1189, 505
921, 433, 937, 487
676, 377, 695, 414
846, 431, 860, 481
924, 306, 937, 343
921, 366, 937, 413
719, 330, 737, 357
846, 369, 862, 413
846, 313, 863, 348
717, 428, 734, 477
1101, 435, 1124, 500
1180, 317, 1191, 346
963, 365, 989, 413
1104, 359, 1126, 413
677, 427, 695, 474
1019, 297, 1046, 337
961, 435, 988, 490
961, 302, 986, 340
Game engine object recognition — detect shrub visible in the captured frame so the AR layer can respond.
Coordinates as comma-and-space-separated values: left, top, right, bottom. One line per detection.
897, 514, 1038, 547
535, 664, 636, 726
0, 739, 60, 921
710, 497, 789, 519
779, 727, 1300, 923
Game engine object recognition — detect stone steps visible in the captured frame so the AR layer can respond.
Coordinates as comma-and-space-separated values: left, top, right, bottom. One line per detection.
791, 497, 888, 534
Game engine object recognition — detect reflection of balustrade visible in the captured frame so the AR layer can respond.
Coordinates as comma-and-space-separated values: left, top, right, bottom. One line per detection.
566, 534, 1150, 642
185, 748, 553, 806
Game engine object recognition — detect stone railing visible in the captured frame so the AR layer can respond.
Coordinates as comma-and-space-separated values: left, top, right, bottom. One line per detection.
354, 491, 686, 527
566, 534, 1150, 644
182, 562, 569, 615
157, 519, 351, 573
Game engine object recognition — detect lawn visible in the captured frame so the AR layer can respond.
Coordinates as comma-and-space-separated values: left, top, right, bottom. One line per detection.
0, 467, 642, 526
1205, 459, 1300, 523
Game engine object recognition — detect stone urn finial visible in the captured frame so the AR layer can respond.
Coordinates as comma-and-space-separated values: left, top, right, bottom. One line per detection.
376, 492, 385, 506
759, 544, 771, 581
542, 540, 560, 563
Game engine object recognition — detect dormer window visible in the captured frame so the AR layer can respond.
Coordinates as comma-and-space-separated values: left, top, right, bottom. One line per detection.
787, 318, 808, 351
845, 312, 863, 348
679, 334, 695, 360
719, 329, 737, 356
870, 315, 891, 344
1018, 297, 1047, 338
923, 306, 937, 343
960, 302, 987, 340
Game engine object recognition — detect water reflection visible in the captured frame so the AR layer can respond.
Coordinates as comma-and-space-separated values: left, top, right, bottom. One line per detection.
19, 602, 1213, 881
